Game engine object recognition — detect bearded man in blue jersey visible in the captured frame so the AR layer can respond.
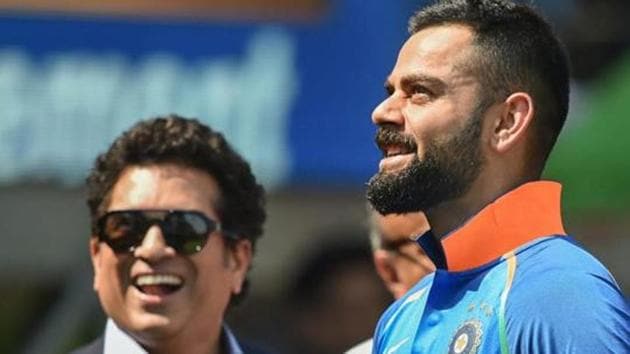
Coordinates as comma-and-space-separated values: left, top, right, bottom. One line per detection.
366, 0, 629, 353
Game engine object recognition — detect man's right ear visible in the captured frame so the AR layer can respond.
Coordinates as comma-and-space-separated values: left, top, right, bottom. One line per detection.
373, 250, 406, 299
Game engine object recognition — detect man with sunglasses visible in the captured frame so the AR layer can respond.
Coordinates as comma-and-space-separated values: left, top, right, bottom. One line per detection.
71, 115, 266, 354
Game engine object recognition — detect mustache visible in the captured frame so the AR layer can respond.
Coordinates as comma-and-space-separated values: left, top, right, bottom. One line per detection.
374, 126, 417, 152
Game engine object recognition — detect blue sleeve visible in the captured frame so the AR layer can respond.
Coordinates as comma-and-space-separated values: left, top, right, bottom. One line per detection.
506, 268, 630, 354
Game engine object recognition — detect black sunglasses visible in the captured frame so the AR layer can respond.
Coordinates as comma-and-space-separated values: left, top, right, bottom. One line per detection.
96, 209, 236, 255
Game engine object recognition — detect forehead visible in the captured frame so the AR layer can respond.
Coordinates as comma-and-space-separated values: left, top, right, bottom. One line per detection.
108, 164, 221, 214
389, 24, 477, 83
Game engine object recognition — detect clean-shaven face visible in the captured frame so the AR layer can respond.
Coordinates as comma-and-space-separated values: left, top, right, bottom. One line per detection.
90, 164, 249, 347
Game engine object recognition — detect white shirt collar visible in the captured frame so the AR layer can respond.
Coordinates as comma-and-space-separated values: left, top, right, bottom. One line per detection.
103, 318, 243, 354
344, 338, 373, 354
222, 323, 244, 354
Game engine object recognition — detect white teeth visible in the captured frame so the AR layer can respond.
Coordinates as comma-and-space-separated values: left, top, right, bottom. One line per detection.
135, 274, 183, 286
387, 148, 402, 157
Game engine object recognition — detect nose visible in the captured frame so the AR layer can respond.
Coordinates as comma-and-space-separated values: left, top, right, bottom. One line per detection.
372, 93, 404, 126
133, 225, 176, 260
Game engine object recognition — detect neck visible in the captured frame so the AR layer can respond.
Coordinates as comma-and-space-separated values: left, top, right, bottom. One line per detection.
140, 322, 224, 354
426, 176, 530, 238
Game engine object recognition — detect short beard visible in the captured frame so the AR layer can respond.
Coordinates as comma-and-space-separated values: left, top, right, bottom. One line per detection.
366, 110, 484, 215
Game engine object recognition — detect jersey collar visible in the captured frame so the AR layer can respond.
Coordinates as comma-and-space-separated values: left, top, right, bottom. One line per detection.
417, 181, 567, 272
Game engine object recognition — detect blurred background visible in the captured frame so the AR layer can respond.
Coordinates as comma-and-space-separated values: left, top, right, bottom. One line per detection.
0, 0, 627, 353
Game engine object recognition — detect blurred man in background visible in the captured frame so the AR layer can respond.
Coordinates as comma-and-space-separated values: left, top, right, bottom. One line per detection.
72, 115, 266, 354
346, 210, 435, 353
366, 0, 629, 352
369, 210, 435, 299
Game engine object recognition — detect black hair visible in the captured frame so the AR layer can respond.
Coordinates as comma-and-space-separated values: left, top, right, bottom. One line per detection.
409, 0, 570, 175
86, 114, 266, 304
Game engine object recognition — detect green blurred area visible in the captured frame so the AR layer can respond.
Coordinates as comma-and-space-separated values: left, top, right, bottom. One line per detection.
544, 50, 630, 213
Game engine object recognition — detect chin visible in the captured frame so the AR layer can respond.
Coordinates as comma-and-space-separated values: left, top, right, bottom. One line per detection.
125, 311, 179, 338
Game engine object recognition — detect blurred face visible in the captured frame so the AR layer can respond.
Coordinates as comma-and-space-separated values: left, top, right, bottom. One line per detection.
367, 25, 486, 215
296, 260, 390, 354
373, 212, 435, 298
90, 164, 251, 350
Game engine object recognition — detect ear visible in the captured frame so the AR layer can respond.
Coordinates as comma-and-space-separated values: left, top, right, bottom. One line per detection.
228, 239, 252, 295
89, 237, 102, 292
490, 92, 534, 154
373, 250, 405, 299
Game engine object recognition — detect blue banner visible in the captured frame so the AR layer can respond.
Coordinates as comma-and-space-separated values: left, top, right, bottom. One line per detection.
0, 1, 418, 189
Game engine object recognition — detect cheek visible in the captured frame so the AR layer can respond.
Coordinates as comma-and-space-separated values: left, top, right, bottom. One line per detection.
95, 254, 131, 294
402, 106, 425, 137
192, 247, 232, 287
190, 258, 234, 313
403, 104, 462, 139
402, 108, 438, 156
407, 260, 434, 282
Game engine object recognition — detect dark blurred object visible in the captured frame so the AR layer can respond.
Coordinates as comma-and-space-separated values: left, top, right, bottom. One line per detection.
560, 0, 630, 81
0, 280, 59, 354
284, 235, 391, 354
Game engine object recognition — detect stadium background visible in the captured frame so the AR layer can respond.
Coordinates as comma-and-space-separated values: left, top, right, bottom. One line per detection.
0, 0, 627, 353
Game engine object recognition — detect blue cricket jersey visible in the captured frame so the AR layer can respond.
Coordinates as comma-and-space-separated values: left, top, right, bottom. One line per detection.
373, 181, 629, 354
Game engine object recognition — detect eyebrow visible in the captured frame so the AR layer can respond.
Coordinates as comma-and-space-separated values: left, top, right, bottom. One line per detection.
385, 73, 447, 94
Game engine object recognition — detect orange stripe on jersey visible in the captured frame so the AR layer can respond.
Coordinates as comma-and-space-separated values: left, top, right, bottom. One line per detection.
442, 181, 566, 272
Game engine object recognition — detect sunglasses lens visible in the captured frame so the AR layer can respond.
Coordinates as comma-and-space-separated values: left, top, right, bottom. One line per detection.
101, 212, 145, 253
99, 210, 218, 254
162, 212, 213, 254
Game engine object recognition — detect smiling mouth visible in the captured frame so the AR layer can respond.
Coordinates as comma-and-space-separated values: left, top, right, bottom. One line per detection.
382, 144, 415, 158
375, 127, 417, 158
134, 274, 184, 296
